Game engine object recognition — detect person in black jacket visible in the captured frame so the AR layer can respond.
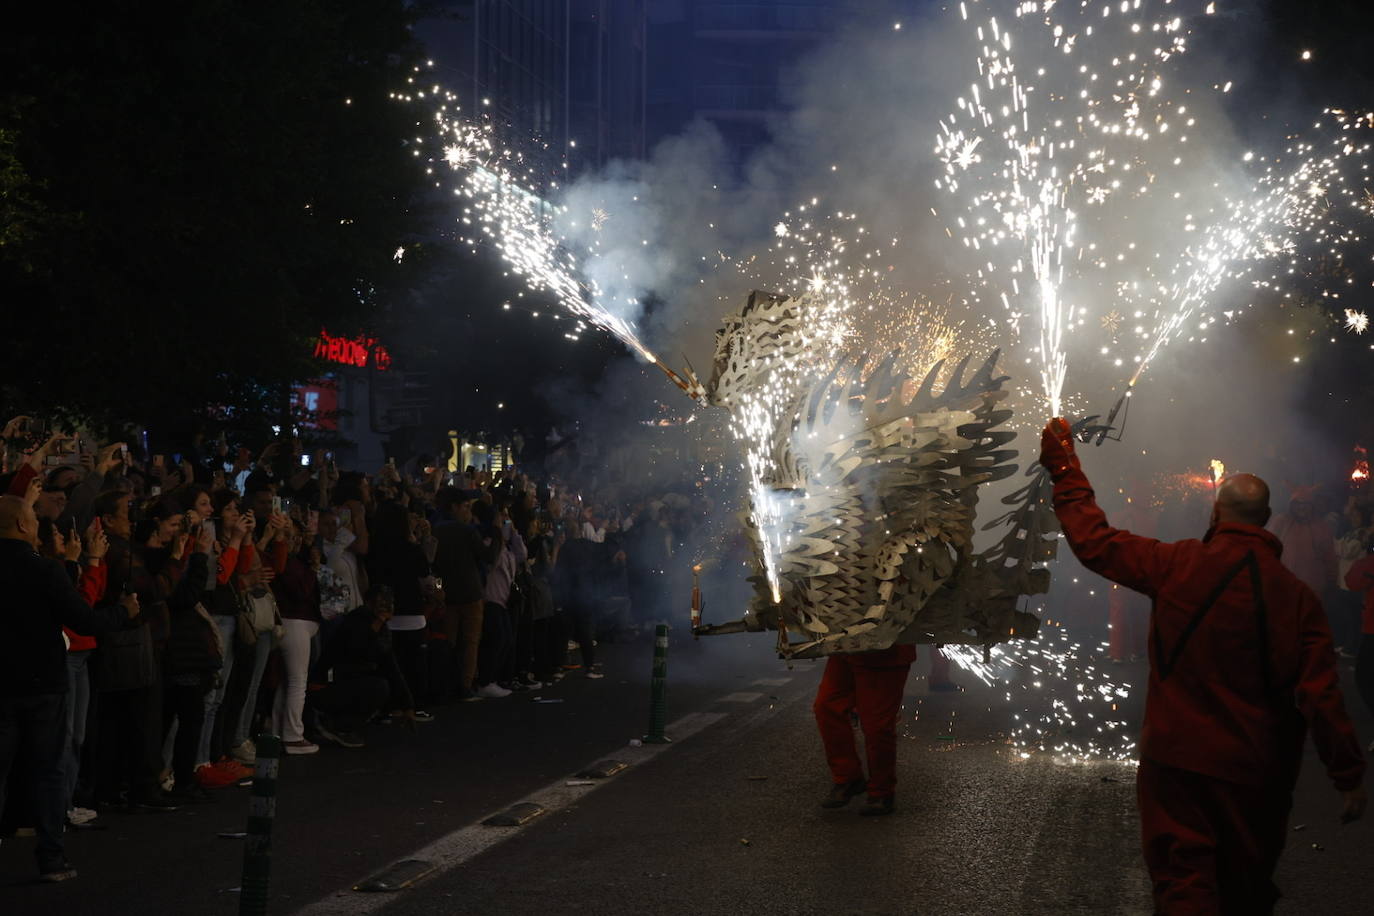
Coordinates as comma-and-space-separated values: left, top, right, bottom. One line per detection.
162, 523, 223, 802
0, 495, 139, 882
433, 487, 499, 701
366, 501, 433, 714
313, 585, 414, 747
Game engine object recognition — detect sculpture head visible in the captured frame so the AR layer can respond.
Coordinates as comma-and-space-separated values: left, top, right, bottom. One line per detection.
702, 290, 812, 410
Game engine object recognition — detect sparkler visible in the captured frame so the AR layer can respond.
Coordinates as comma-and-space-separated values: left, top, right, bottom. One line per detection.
936, 3, 1374, 413
943, 625, 1135, 761
418, 98, 704, 392
397, 2, 1374, 761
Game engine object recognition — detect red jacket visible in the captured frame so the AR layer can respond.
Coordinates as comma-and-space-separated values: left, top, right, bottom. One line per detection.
63, 560, 107, 652
1041, 426, 1363, 790
1345, 554, 1374, 635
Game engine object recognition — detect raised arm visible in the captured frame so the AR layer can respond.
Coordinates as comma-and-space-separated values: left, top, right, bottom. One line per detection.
1039, 418, 1174, 596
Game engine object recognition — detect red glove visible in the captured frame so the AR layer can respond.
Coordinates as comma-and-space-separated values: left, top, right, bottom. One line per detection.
1038, 418, 1078, 478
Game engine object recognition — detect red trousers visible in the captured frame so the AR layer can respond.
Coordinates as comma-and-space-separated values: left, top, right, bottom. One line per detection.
812, 649, 913, 798
1137, 758, 1292, 915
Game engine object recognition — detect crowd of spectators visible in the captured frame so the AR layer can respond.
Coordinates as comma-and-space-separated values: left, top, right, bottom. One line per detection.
0, 416, 708, 881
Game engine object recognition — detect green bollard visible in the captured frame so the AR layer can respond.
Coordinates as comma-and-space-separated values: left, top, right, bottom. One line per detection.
239, 734, 281, 916
642, 624, 672, 744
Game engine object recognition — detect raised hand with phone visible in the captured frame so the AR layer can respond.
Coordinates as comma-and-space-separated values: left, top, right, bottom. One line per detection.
85, 518, 108, 564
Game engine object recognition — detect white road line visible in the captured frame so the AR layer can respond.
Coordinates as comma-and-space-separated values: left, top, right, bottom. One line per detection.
294, 711, 728, 916
718, 691, 765, 703
751, 677, 792, 687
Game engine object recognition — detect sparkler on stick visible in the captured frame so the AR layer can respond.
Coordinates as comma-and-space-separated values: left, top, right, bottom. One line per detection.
936, 4, 1374, 421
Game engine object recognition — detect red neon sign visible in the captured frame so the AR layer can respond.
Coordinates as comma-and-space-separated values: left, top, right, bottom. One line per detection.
314, 328, 392, 371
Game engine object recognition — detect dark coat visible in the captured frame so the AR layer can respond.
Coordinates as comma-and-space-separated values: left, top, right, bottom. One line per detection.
0, 538, 132, 697
432, 519, 496, 605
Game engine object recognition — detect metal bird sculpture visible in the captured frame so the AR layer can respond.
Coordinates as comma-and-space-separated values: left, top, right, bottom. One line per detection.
684, 290, 1060, 660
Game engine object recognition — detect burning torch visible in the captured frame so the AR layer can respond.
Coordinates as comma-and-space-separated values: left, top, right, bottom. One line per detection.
1353, 446, 1369, 490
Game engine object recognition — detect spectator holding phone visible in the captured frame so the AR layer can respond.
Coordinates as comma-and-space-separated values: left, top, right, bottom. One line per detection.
36, 516, 109, 826
271, 517, 322, 755
0, 494, 140, 882
161, 521, 223, 803
193, 492, 257, 785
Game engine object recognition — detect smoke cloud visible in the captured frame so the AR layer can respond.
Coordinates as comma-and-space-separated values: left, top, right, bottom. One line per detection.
535, 0, 1365, 651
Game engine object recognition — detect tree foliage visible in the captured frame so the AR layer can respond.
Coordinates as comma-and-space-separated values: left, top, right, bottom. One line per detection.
1, 1, 426, 434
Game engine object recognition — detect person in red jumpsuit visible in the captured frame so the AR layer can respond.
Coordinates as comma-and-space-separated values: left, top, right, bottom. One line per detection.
813, 643, 915, 816
1040, 418, 1366, 914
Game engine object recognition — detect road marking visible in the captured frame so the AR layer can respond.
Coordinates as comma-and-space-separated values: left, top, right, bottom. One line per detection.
294, 711, 728, 916
751, 677, 792, 687
719, 691, 765, 703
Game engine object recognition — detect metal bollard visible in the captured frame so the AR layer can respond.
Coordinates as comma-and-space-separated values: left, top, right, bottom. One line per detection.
642, 624, 672, 744
239, 734, 282, 916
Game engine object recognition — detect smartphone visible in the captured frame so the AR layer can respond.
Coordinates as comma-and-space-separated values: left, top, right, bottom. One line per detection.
281, 496, 293, 515
271, 496, 283, 514
300, 454, 311, 467
338, 507, 352, 528
150, 485, 162, 497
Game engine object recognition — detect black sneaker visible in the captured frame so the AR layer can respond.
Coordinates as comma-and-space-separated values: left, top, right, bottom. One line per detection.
820, 778, 867, 809
859, 796, 895, 817
39, 862, 78, 882
168, 784, 216, 804
317, 722, 365, 748
133, 793, 181, 812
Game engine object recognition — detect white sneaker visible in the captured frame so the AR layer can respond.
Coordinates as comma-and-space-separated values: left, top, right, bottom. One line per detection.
567, 640, 580, 652
230, 739, 257, 764
284, 740, 319, 756
476, 683, 512, 699
67, 807, 98, 825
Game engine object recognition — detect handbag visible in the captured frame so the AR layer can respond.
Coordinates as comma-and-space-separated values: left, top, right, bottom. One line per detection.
237, 585, 282, 646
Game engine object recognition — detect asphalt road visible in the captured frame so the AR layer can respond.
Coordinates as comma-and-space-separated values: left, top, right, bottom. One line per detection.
3, 628, 1371, 915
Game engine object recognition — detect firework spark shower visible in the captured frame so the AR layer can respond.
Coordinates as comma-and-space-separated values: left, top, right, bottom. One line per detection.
403, 1, 1374, 763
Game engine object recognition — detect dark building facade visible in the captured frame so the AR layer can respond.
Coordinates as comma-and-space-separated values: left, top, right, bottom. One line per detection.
419, 1, 646, 172
646, 1, 847, 160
